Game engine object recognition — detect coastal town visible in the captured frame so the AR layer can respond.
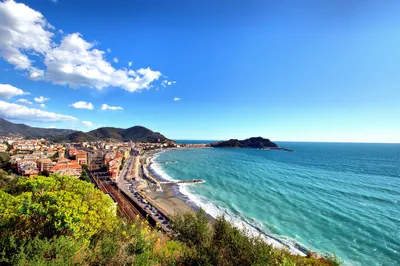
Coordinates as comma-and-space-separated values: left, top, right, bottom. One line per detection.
0, 135, 208, 233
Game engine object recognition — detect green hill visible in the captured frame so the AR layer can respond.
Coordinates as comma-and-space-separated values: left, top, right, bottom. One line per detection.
0, 118, 171, 143
88, 127, 124, 140
0, 118, 76, 138
120, 126, 168, 142
81, 126, 170, 142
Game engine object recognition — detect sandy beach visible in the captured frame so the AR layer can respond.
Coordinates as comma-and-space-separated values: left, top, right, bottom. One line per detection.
141, 148, 196, 217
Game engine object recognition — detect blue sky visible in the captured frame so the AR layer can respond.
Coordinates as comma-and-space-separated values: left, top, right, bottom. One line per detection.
0, 0, 399, 143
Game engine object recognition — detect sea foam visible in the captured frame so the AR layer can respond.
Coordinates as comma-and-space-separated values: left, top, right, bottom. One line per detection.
149, 152, 307, 256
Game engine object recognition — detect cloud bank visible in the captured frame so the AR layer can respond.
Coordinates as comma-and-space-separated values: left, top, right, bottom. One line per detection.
0, 100, 77, 122
0, 84, 28, 99
0, 0, 163, 93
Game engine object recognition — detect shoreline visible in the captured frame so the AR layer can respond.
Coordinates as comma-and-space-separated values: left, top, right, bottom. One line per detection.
141, 148, 197, 217
140, 148, 312, 257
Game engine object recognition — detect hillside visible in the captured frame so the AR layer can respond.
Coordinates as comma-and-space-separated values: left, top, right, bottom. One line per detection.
78, 126, 170, 142
88, 127, 125, 140
120, 126, 168, 142
0, 118, 76, 138
0, 118, 171, 143
66, 131, 99, 142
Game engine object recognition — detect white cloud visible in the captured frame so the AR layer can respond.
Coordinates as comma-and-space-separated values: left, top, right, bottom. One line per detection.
0, 100, 77, 122
16, 98, 32, 105
113, 57, 118, 63
48, 125, 55, 128
0, 84, 28, 99
174, 97, 181, 101
34, 96, 50, 103
107, 48, 111, 53
128, 61, 132, 67
161, 80, 176, 87
101, 104, 123, 111
69, 101, 94, 110
41, 33, 162, 92
39, 103, 46, 108
0, 1, 164, 93
81, 120, 94, 127
0, 0, 53, 72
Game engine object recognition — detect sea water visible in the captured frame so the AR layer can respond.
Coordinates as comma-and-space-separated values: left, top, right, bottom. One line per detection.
150, 142, 400, 265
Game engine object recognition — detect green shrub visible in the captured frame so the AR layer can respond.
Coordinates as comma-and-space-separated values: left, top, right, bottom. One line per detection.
171, 208, 210, 247
171, 210, 340, 266
324, 252, 343, 266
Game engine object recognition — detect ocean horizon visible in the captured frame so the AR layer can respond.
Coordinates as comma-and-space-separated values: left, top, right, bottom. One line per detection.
151, 142, 400, 266
174, 139, 400, 145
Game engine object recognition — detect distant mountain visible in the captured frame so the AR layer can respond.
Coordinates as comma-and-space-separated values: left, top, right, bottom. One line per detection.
120, 126, 168, 142
210, 137, 279, 149
88, 127, 124, 140
66, 131, 99, 142
0, 118, 76, 138
0, 118, 171, 143
85, 126, 170, 142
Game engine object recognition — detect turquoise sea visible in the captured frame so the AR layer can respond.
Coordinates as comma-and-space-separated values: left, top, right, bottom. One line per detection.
150, 142, 400, 265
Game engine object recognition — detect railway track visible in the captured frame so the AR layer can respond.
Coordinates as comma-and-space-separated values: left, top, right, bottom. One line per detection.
90, 171, 154, 229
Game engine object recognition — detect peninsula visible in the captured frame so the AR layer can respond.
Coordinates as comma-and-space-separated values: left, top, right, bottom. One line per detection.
210, 137, 294, 151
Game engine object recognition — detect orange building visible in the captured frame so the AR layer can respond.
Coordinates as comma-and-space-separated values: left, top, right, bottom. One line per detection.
68, 148, 87, 165
38, 158, 54, 172
49, 158, 82, 178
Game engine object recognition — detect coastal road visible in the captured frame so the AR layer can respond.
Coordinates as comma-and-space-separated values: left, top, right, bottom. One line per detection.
114, 153, 173, 233
117, 154, 135, 194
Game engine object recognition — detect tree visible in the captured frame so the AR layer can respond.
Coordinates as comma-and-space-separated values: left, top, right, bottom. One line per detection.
171, 211, 339, 266
120, 157, 126, 170
41, 170, 50, 177
51, 151, 59, 160
171, 209, 210, 247
0, 174, 185, 265
0, 170, 14, 189
80, 170, 91, 183
0, 175, 118, 241
0, 152, 11, 172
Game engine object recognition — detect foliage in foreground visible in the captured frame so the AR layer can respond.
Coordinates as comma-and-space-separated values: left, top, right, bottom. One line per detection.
0, 175, 341, 265
0, 175, 183, 265
172, 210, 341, 266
